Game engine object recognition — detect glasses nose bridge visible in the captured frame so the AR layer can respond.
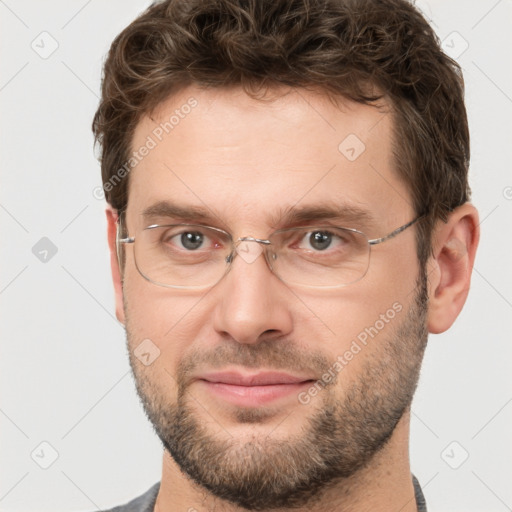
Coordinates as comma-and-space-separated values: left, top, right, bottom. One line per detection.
227, 235, 274, 268
237, 236, 272, 245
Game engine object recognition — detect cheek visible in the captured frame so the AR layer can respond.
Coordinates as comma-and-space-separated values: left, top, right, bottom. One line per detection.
123, 271, 214, 369
297, 261, 418, 359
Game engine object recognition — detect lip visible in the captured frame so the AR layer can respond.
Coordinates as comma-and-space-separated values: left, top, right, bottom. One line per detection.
195, 371, 315, 407
199, 371, 314, 386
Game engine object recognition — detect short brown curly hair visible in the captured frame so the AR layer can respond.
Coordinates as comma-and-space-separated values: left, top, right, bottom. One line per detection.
92, 0, 470, 265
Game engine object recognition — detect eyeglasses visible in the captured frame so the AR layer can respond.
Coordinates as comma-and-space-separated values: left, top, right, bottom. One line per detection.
116, 214, 424, 289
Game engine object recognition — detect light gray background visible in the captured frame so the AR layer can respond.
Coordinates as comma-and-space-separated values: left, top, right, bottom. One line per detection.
1, 1, 511, 511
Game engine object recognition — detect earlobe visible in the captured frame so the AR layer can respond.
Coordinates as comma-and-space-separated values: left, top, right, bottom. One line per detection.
106, 206, 126, 325
427, 203, 480, 334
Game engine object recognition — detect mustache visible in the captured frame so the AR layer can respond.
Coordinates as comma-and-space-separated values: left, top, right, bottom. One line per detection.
176, 339, 332, 384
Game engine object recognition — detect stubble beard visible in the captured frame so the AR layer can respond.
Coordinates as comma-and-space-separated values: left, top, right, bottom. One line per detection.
125, 271, 428, 510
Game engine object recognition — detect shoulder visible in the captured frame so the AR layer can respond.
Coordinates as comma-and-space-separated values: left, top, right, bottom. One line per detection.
99, 482, 160, 512
412, 474, 428, 512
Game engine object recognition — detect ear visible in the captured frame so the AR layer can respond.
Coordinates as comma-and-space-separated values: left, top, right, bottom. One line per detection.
106, 206, 125, 324
427, 203, 480, 334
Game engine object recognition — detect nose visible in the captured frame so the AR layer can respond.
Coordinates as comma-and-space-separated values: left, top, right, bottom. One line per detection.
212, 240, 293, 345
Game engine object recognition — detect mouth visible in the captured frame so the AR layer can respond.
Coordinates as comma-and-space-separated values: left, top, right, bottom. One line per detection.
195, 370, 316, 407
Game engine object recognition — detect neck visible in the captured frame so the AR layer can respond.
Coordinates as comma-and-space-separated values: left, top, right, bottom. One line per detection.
154, 410, 418, 512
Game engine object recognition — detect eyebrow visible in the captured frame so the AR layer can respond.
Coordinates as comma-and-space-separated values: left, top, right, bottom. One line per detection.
141, 200, 377, 230
142, 201, 220, 224
269, 203, 377, 230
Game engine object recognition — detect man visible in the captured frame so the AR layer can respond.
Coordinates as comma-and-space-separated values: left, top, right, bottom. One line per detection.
91, 0, 479, 510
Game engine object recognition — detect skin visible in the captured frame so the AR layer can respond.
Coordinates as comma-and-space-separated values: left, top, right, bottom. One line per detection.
105, 85, 479, 511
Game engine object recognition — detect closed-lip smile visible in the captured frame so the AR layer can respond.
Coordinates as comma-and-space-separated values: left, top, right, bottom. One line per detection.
195, 370, 316, 406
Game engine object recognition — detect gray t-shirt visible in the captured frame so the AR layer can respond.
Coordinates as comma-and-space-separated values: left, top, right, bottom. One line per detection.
100, 475, 427, 511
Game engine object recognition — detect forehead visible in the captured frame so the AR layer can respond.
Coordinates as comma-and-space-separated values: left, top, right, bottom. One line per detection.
126, 85, 412, 231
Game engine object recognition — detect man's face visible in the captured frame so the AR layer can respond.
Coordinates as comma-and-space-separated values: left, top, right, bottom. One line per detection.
118, 86, 428, 509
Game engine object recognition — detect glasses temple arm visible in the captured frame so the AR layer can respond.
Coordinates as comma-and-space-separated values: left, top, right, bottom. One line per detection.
368, 214, 426, 246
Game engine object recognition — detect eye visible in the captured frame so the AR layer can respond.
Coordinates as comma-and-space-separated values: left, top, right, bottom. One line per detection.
298, 230, 343, 251
177, 231, 205, 250
160, 227, 217, 252
308, 231, 333, 250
